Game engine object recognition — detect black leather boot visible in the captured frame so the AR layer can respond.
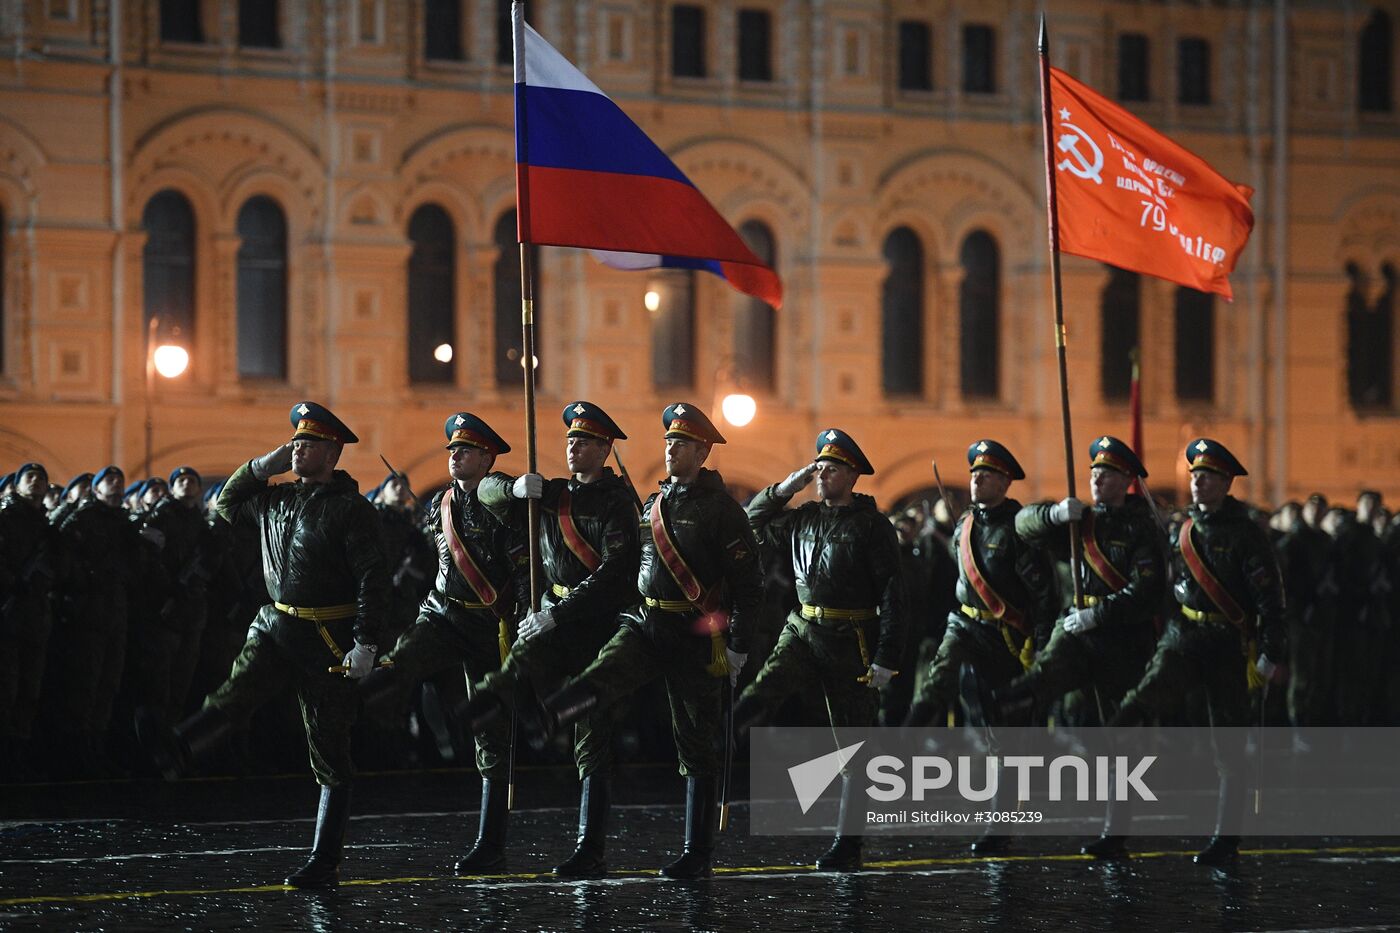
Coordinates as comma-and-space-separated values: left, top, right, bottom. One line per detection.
958, 663, 995, 727
1195, 774, 1244, 866
285, 785, 352, 889
136, 705, 232, 781
660, 776, 716, 880
554, 774, 610, 878
970, 758, 1012, 856
1083, 762, 1134, 860
454, 778, 509, 874
815, 774, 864, 871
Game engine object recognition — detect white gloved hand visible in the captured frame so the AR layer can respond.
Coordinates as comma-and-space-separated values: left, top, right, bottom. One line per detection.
1062, 606, 1100, 634
511, 472, 544, 500
139, 526, 166, 549
725, 648, 748, 687
250, 443, 294, 481
342, 642, 378, 679
775, 463, 817, 498
1049, 496, 1086, 525
518, 608, 556, 641
865, 664, 896, 690
1255, 654, 1279, 682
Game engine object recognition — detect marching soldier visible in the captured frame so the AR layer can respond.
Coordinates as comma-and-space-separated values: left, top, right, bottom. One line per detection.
0, 463, 59, 779
1108, 439, 1287, 866
464, 401, 641, 878
525, 402, 764, 880
359, 413, 529, 873
902, 440, 1058, 854
138, 402, 390, 889
734, 428, 906, 871
979, 436, 1165, 860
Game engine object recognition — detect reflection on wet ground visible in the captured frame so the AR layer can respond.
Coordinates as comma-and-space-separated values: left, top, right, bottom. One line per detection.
2, 765, 1397, 932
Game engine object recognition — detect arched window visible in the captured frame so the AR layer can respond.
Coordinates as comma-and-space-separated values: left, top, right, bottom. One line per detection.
1360, 10, 1393, 113
407, 204, 455, 385
959, 230, 1000, 399
735, 220, 776, 391
142, 190, 197, 346
1100, 266, 1140, 400
425, 0, 463, 61
880, 227, 923, 396
238, 0, 280, 49
652, 271, 696, 389
1348, 261, 1395, 410
1173, 287, 1214, 402
494, 211, 541, 387
236, 196, 288, 380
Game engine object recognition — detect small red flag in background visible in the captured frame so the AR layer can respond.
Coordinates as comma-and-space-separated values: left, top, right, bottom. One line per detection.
1049, 67, 1255, 300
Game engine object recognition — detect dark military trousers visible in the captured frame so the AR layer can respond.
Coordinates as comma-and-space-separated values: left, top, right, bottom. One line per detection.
739, 611, 879, 732
204, 617, 360, 787
1117, 616, 1249, 782
46, 587, 128, 746
1334, 621, 1384, 726
383, 604, 513, 780
477, 595, 619, 779
166, 594, 209, 719
911, 612, 1029, 723
569, 609, 724, 778
1286, 613, 1334, 727
1009, 615, 1155, 723
2, 592, 52, 742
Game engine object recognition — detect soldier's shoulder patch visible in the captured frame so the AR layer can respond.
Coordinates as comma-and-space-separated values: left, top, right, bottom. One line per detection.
726, 536, 752, 563
605, 530, 626, 550
1136, 557, 1157, 576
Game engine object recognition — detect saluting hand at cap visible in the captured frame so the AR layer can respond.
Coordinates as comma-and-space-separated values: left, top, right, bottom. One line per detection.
776, 463, 818, 498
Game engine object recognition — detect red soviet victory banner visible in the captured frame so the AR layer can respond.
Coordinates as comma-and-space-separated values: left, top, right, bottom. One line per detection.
1048, 66, 1255, 300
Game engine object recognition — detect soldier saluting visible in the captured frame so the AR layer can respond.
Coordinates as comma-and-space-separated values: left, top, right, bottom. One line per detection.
527, 402, 764, 880
360, 412, 528, 874
138, 402, 390, 889
464, 401, 641, 878
735, 428, 905, 872
1109, 438, 1287, 867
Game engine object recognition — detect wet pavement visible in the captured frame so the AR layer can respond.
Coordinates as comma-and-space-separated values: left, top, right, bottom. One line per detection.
3, 764, 1398, 932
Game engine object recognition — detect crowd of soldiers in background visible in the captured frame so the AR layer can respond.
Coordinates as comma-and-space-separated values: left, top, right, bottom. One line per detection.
2, 456, 1399, 785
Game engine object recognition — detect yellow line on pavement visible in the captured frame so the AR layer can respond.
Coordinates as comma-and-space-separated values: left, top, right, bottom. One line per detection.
6, 844, 1400, 907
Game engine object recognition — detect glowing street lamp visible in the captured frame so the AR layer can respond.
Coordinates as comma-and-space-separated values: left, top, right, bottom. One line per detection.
721, 392, 757, 428
153, 344, 190, 379
434, 343, 454, 363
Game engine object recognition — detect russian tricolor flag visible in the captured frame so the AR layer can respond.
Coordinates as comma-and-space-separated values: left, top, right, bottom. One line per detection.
512, 5, 783, 309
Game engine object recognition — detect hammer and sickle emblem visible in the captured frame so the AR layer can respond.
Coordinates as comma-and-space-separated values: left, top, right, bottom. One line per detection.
1056, 121, 1104, 185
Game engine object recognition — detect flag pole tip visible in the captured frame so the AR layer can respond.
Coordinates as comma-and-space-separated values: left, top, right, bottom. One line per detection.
1038, 14, 1048, 52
